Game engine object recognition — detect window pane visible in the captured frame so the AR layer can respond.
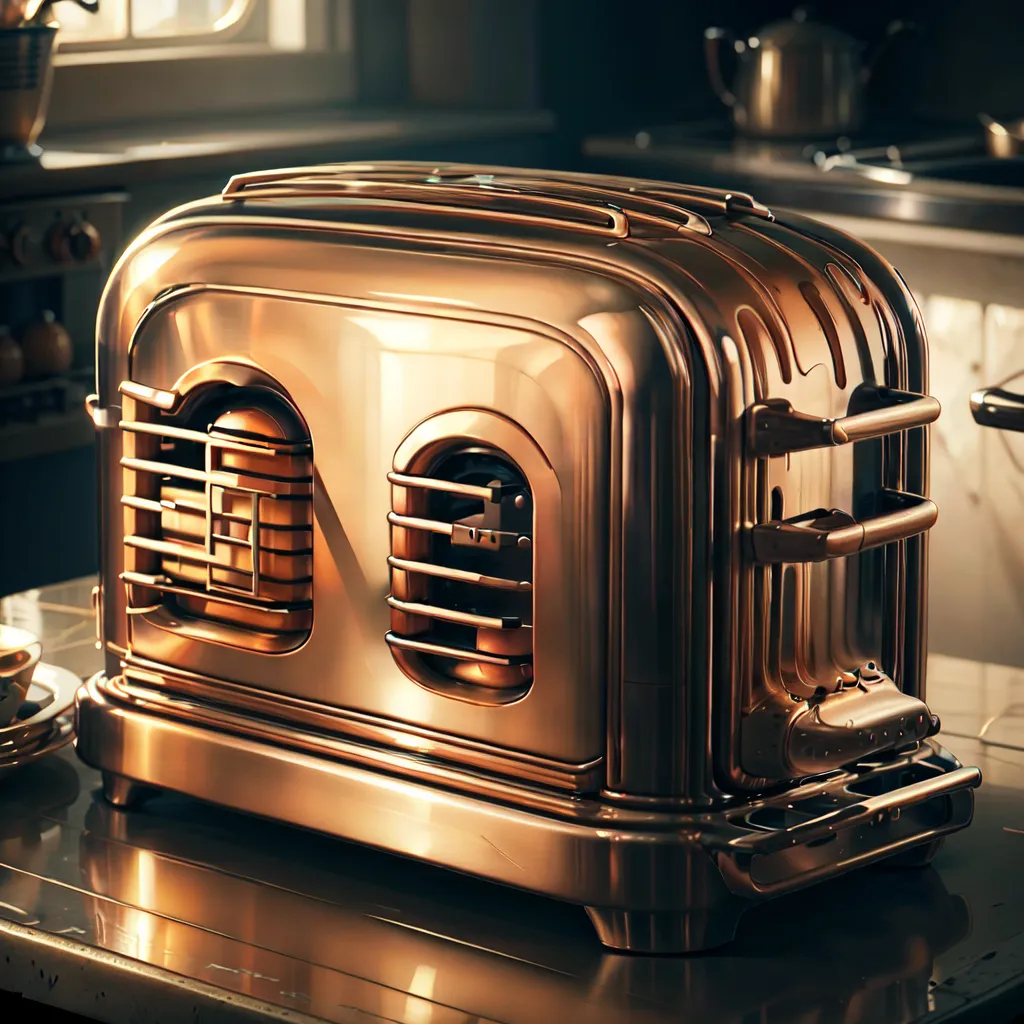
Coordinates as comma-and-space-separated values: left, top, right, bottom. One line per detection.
55, 0, 129, 42
129, 0, 250, 38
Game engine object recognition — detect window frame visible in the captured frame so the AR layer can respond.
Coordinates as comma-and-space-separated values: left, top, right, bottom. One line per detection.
53, 0, 257, 53
44, 0, 354, 136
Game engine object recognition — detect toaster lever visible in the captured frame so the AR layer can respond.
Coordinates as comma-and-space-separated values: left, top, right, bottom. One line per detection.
749, 489, 937, 563
749, 388, 940, 456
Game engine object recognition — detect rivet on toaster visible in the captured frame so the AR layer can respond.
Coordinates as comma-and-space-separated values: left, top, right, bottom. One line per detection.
75, 162, 982, 954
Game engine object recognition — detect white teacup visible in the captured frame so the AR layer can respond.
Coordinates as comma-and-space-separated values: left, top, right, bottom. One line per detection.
0, 624, 43, 728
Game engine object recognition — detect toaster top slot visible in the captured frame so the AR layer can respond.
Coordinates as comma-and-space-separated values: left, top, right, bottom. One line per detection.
217, 163, 780, 240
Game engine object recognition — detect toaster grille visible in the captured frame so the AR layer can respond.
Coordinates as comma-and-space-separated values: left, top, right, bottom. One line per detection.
119, 381, 313, 652
385, 448, 534, 694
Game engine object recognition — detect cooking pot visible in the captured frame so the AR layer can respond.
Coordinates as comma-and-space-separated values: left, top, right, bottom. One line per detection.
704, 8, 912, 138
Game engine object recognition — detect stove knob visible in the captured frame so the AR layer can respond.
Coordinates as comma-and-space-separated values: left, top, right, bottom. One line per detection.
68, 220, 102, 262
46, 218, 101, 263
9, 223, 35, 266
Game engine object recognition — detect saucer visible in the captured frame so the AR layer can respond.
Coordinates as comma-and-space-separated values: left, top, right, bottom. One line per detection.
0, 716, 74, 782
0, 662, 79, 781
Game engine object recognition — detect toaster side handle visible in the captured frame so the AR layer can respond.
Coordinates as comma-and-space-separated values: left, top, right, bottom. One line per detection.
749, 490, 937, 564
749, 388, 940, 456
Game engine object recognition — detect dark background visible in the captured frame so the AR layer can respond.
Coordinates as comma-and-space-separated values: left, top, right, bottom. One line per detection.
4, 0, 1024, 597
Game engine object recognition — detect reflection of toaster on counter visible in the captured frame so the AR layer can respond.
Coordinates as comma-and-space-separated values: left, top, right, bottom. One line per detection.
77, 161, 980, 953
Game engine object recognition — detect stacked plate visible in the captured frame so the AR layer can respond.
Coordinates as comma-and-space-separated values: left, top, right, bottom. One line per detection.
0, 623, 77, 781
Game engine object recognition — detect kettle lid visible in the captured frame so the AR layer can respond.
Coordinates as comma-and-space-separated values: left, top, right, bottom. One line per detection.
754, 7, 860, 50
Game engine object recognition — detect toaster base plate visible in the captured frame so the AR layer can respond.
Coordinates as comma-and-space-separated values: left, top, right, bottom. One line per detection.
74, 672, 981, 954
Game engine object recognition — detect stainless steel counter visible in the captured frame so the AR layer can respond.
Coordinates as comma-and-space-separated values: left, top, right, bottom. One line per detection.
582, 127, 1024, 236
1, 579, 1023, 1024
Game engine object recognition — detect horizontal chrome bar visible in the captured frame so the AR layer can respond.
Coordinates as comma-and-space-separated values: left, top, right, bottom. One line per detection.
120, 457, 311, 496
387, 555, 531, 592
222, 175, 633, 239
122, 494, 311, 536
386, 511, 453, 536
119, 380, 176, 410
384, 632, 531, 666
125, 534, 221, 567
120, 418, 311, 457
386, 595, 522, 630
387, 471, 506, 504
121, 571, 311, 613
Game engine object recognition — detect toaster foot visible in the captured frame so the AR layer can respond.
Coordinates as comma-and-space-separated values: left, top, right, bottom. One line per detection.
102, 771, 156, 810
585, 905, 743, 955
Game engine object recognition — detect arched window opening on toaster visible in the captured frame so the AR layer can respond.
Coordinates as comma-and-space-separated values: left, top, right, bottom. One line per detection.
386, 429, 535, 705
118, 365, 313, 655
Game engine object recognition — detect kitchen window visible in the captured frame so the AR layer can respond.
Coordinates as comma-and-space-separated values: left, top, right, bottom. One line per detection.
55, 0, 305, 54
45, 0, 354, 134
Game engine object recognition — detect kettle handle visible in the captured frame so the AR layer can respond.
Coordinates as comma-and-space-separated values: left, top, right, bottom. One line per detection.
704, 27, 739, 108
863, 19, 917, 82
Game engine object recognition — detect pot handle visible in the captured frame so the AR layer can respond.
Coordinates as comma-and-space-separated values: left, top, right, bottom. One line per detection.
971, 386, 1024, 432
749, 490, 938, 564
704, 27, 739, 108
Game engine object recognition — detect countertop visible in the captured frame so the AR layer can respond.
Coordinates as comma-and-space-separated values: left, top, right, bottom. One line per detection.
0, 578, 1023, 1024
2, 108, 556, 200
582, 125, 1024, 237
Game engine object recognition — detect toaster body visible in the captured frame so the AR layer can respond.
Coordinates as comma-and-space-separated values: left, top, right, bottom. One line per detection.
76, 162, 980, 953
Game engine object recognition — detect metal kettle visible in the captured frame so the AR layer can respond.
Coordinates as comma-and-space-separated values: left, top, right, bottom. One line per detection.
704, 8, 911, 138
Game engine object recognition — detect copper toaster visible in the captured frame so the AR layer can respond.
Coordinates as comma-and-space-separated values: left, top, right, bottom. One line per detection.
76, 162, 981, 954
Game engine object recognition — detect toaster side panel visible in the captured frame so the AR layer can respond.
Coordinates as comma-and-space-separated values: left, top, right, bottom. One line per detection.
662, 214, 936, 795
118, 286, 606, 766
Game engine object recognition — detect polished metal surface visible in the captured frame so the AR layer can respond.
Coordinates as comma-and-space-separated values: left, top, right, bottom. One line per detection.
78, 161, 977, 953
703, 12, 909, 138
2, 578, 1022, 1023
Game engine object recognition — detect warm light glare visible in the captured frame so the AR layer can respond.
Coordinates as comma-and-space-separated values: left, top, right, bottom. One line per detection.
404, 965, 437, 1024
56, 0, 253, 44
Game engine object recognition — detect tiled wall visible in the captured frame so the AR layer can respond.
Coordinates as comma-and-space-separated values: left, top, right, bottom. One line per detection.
827, 223, 1024, 668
